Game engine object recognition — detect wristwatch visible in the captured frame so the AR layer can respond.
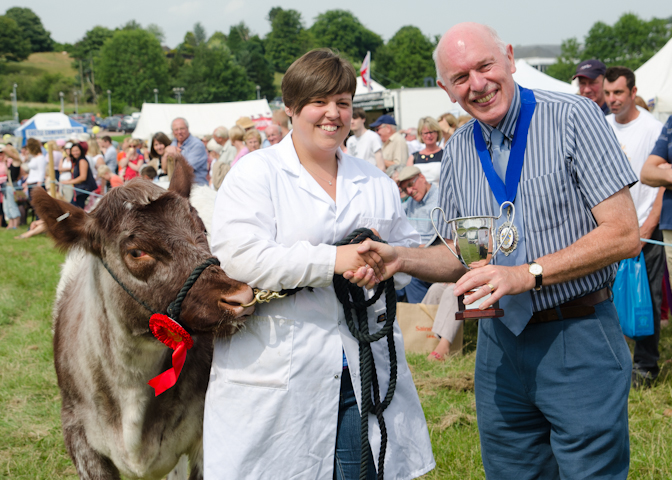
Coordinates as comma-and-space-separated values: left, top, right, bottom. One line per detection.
528, 262, 543, 291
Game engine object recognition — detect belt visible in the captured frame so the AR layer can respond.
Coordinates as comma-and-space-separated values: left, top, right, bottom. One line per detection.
528, 288, 609, 325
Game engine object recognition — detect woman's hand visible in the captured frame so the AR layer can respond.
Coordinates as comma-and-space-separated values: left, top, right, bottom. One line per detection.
335, 243, 385, 287
340, 240, 402, 289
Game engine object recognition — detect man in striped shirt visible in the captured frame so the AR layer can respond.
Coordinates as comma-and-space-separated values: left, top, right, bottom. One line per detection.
348, 22, 640, 479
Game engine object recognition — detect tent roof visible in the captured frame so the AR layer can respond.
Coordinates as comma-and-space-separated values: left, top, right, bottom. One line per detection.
132, 99, 273, 140
14, 112, 87, 142
636, 37, 672, 114
355, 76, 387, 96
513, 59, 577, 95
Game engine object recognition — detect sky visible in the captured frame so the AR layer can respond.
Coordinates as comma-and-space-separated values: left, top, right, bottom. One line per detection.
11, 0, 672, 50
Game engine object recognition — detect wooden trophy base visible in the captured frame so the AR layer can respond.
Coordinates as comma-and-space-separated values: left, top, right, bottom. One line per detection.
455, 294, 504, 320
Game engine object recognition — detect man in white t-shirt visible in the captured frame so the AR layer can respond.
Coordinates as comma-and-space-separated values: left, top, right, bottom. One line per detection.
605, 66, 665, 387
346, 108, 385, 171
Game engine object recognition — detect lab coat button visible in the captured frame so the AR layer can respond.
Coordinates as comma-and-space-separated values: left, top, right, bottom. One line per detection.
334, 374, 340, 379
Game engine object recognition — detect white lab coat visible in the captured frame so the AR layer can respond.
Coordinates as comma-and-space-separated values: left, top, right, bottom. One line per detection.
205, 133, 435, 479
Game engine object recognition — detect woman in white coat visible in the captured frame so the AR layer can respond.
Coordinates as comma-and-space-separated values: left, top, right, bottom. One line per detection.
206, 50, 435, 480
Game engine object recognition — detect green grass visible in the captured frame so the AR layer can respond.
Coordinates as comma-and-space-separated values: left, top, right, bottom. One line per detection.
1, 228, 671, 478
0, 226, 75, 478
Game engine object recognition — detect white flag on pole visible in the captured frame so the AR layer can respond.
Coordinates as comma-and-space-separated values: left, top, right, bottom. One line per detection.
360, 51, 372, 92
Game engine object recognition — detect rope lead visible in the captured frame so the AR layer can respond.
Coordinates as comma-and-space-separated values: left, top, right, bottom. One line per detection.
333, 228, 397, 480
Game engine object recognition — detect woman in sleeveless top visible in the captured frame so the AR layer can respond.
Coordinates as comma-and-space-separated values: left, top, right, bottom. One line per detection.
61, 142, 97, 209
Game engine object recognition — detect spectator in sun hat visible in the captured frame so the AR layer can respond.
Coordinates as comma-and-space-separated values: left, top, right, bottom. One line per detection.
236, 116, 255, 131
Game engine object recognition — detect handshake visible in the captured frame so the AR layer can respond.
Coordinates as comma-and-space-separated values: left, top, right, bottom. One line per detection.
334, 239, 399, 290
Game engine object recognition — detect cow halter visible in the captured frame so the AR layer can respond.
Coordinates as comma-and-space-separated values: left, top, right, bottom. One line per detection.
100, 256, 220, 396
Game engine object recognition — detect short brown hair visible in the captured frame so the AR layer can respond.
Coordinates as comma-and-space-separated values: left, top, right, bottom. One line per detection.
605, 66, 635, 91
282, 49, 356, 116
272, 110, 289, 129
353, 107, 367, 120
26, 138, 42, 156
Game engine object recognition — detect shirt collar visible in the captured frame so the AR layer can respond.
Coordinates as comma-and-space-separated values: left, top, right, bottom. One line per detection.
476, 83, 521, 146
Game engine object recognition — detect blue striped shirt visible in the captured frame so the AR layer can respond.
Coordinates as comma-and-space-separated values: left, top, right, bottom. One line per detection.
438, 84, 638, 312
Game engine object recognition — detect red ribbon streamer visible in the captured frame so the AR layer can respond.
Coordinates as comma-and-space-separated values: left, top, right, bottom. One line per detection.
147, 313, 193, 396
148, 342, 187, 396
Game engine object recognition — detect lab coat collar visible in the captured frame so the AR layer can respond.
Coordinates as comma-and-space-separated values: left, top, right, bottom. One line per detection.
277, 131, 368, 216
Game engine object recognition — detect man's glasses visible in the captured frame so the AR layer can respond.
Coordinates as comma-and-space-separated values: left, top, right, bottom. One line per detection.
399, 175, 419, 192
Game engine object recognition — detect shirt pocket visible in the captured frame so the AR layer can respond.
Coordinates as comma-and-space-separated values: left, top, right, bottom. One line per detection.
521, 171, 569, 233
359, 217, 393, 240
221, 315, 294, 390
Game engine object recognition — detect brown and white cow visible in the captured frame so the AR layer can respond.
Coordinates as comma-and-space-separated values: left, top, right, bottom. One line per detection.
31, 156, 253, 480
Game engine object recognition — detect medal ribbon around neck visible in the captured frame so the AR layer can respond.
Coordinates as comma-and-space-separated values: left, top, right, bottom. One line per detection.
473, 86, 536, 206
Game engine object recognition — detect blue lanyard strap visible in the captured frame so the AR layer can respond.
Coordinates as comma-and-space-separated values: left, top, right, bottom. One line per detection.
473, 86, 537, 205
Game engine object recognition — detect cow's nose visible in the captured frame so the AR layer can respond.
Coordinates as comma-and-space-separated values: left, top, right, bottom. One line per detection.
221, 286, 255, 318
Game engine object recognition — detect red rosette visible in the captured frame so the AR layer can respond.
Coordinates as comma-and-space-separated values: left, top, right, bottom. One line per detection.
147, 314, 193, 396
149, 313, 193, 350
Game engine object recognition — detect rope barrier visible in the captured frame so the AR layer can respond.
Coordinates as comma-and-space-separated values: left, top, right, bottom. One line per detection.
10, 181, 104, 198
640, 238, 672, 248
406, 219, 672, 248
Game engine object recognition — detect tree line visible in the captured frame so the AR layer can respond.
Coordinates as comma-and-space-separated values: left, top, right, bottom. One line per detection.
545, 13, 672, 81
1, 7, 670, 113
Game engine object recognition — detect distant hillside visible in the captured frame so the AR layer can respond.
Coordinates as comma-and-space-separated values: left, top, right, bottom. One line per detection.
4, 51, 77, 78
0, 52, 95, 120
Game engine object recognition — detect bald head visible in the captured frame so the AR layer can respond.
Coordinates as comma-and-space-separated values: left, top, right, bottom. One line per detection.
433, 23, 516, 127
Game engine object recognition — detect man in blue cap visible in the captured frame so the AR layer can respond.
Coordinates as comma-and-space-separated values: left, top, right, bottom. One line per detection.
370, 114, 408, 173
574, 59, 610, 115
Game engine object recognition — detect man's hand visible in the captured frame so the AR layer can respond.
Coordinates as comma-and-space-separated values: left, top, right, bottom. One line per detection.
454, 264, 535, 310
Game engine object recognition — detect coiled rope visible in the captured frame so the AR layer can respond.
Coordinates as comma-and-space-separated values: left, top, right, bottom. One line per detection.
332, 228, 397, 480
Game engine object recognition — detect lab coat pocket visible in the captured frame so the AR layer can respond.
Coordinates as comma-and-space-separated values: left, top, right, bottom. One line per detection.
360, 217, 393, 240
223, 315, 294, 390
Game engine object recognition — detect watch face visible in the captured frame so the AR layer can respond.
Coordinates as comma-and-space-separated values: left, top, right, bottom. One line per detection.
530, 263, 543, 275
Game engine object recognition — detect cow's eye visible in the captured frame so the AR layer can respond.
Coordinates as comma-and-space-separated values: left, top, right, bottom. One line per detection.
129, 249, 147, 258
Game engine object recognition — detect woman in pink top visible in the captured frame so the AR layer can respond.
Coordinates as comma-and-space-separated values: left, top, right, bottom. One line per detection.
229, 126, 248, 167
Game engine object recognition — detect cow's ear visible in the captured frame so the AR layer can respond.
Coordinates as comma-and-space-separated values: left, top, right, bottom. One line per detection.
168, 154, 194, 199
31, 187, 97, 253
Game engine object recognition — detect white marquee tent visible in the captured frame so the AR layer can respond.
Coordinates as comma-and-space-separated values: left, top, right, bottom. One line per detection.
132, 99, 273, 140
635, 37, 672, 118
513, 59, 577, 95
355, 76, 387, 96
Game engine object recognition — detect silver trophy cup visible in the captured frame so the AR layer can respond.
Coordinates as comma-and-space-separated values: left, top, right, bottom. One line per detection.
430, 201, 516, 319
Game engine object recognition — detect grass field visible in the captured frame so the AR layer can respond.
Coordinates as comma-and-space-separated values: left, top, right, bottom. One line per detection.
1, 225, 671, 478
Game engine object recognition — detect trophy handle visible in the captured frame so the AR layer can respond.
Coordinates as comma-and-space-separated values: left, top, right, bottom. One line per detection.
430, 207, 466, 267
492, 201, 515, 257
